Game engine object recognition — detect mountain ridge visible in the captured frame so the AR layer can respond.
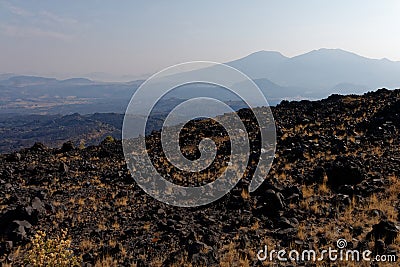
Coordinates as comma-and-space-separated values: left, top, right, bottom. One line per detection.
1, 48, 400, 114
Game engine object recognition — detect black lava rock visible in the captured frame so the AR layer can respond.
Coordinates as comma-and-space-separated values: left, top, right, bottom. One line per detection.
326, 156, 366, 190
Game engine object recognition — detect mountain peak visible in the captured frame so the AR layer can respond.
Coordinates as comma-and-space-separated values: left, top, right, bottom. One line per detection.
247, 50, 286, 57
297, 48, 360, 58
227, 50, 289, 79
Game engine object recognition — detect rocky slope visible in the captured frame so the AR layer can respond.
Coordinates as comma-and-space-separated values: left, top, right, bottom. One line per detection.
0, 89, 399, 266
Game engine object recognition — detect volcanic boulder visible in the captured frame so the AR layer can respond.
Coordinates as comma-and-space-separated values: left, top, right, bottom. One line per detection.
325, 156, 366, 190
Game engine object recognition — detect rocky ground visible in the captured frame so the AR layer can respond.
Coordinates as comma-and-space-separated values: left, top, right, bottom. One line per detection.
0, 88, 400, 266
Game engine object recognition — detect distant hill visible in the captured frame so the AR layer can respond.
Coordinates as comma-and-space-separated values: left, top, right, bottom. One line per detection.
0, 113, 123, 153
2, 76, 58, 87
59, 78, 94, 85
0, 96, 247, 152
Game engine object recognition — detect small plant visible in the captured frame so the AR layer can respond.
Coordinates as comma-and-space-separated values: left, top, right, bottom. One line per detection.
103, 135, 115, 143
25, 229, 80, 267
241, 188, 249, 199
79, 139, 86, 150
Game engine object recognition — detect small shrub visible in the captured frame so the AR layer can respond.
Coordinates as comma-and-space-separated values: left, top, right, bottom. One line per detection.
103, 135, 115, 143
25, 229, 80, 267
79, 139, 86, 150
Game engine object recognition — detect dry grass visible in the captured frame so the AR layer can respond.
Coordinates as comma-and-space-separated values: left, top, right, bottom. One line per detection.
94, 256, 117, 267
295, 175, 400, 266
219, 242, 250, 267
115, 196, 129, 207
241, 188, 249, 200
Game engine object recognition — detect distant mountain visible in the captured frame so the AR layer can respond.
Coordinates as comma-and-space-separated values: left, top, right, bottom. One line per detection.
2, 75, 58, 87
271, 49, 400, 90
226, 48, 400, 96
228, 51, 289, 79
60, 78, 95, 85
154, 48, 400, 104
0, 76, 136, 97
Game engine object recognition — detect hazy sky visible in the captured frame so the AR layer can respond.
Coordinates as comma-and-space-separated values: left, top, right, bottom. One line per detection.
1, 0, 399, 80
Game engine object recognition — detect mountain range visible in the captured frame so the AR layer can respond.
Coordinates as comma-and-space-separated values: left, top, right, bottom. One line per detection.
1, 48, 400, 114
228, 48, 400, 96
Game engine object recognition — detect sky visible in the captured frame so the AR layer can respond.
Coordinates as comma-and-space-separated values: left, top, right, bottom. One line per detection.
0, 0, 399, 81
